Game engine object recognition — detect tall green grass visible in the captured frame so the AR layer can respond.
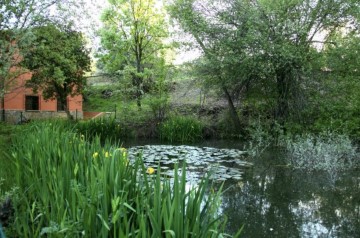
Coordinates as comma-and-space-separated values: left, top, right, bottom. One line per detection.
5, 121, 236, 237
75, 117, 129, 143
0, 123, 19, 192
160, 116, 203, 143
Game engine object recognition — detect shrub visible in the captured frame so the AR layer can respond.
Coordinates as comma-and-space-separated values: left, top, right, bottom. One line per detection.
245, 119, 286, 157
286, 132, 359, 171
159, 116, 203, 143
146, 95, 170, 121
285, 132, 359, 186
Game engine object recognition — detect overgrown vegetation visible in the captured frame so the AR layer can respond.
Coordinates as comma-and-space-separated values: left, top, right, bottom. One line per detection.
159, 115, 204, 143
286, 132, 359, 171
168, 0, 360, 139
75, 117, 125, 143
2, 121, 237, 237
285, 132, 359, 187
0, 123, 18, 192
98, 0, 171, 108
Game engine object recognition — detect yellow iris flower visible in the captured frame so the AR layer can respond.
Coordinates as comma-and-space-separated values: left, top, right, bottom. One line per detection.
146, 167, 155, 175
116, 147, 127, 157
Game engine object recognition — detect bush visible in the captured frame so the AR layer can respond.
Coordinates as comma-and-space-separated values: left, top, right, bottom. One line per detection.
286, 132, 359, 171
285, 132, 359, 186
159, 116, 203, 143
146, 95, 170, 121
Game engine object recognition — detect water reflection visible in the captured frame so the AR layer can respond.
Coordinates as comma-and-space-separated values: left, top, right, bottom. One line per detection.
220, 150, 360, 238
124, 139, 360, 237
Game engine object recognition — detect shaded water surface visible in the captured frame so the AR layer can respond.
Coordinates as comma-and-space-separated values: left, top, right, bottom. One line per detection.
221, 150, 360, 238
125, 140, 360, 238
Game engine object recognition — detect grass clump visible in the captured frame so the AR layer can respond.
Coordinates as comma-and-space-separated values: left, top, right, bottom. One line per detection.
159, 115, 203, 143
4, 121, 234, 237
75, 117, 126, 142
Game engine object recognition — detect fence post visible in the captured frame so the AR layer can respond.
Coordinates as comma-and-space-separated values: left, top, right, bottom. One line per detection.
114, 105, 117, 119
76, 109, 78, 121
20, 111, 23, 124
1, 109, 5, 122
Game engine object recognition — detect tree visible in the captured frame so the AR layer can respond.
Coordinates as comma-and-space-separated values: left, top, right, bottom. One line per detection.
0, 0, 89, 121
22, 24, 91, 119
307, 32, 360, 136
98, 0, 169, 108
0, 0, 55, 121
246, 0, 359, 122
170, 0, 360, 130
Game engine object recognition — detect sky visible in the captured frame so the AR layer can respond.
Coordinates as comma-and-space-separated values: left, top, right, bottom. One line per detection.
78, 0, 200, 65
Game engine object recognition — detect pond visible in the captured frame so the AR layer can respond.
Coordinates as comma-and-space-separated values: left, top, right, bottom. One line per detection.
124, 140, 360, 238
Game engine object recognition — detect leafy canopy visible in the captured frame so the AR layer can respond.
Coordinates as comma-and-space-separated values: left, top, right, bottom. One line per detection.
98, 0, 170, 106
170, 0, 360, 122
0, 0, 91, 121
23, 24, 91, 109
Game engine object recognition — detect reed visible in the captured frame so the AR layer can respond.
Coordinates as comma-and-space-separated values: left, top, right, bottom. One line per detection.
159, 116, 203, 143
0, 123, 17, 192
75, 117, 126, 143
7, 121, 235, 237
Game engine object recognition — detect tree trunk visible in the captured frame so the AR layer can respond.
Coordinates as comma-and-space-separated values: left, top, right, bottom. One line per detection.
222, 86, 242, 133
136, 91, 142, 109
1, 87, 5, 122
135, 78, 142, 109
275, 71, 290, 124
1, 97, 5, 122
192, 34, 242, 132
64, 106, 73, 120
59, 96, 73, 120
132, 73, 142, 109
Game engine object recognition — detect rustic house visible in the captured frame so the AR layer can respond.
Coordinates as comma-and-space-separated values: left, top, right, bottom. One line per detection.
0, 70, 83, 123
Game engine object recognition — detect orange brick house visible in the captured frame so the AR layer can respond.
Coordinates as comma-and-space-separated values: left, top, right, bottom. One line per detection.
0, 70, 83, 123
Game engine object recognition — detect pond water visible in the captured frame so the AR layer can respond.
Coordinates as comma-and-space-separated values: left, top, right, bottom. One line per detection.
124, 140, 360, 238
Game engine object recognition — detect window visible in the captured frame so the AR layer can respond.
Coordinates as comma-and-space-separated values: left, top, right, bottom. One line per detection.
25, 96, 39, 110
57, 99, 66, 111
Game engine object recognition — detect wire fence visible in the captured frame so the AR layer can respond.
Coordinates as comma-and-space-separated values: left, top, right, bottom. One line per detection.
0, 109, 82, 124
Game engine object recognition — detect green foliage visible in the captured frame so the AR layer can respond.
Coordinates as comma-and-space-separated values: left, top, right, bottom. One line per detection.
0, 123, 19, 191
0, 0, 88, 121
286, 132, 359, 171
146, 95, 170, 121
170, 0, 360, 129
160, 115, 203, 143
98, 0, 171, 107
6, 121, 231, 237
75, 117, 128, 143
306, 33, 360, 139
82, 85, 126, 112
244, 119, 273, 157
285, 132, 359, 186
22, 24, 91, 117
82, 84, 161, 125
